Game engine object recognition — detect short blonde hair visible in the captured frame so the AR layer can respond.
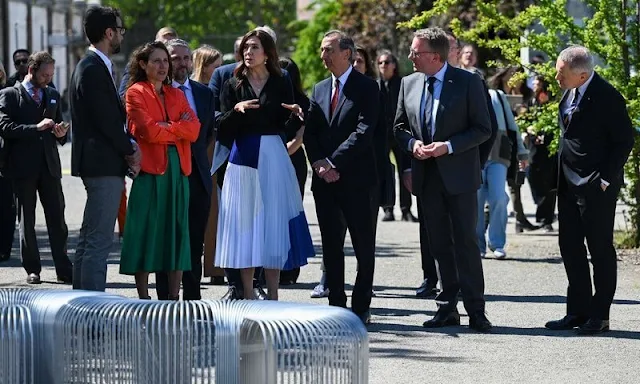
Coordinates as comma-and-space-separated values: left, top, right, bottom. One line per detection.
191, 45, 222, 84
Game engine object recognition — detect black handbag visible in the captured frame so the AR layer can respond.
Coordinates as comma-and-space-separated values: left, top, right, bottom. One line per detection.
495, 90, 521, 184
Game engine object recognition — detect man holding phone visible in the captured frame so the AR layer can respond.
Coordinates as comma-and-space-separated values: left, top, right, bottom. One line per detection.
0, 51, 72, 284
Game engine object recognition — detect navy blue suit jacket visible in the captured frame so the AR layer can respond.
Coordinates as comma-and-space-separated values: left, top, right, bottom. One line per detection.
188, 79, 215, 195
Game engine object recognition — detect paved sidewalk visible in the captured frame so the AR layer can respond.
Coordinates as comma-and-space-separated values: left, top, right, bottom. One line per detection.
1, 145, 639, 383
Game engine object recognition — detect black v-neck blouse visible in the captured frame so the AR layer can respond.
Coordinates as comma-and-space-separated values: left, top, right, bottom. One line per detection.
218, 74, 301, 141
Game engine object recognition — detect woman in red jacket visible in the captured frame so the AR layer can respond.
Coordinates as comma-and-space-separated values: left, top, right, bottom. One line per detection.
120, 41, 200, 300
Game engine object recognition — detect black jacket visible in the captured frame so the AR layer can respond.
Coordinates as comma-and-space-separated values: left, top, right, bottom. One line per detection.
69, 50, 133, 177
0, 83, 66, 178
558, 72, 634, 189
304, 70, 380, 191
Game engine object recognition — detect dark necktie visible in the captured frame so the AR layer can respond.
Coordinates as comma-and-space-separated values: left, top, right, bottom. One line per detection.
563, 89, 580, 126
179, 85, 187, 95
423, 76, 437, 141
330, 78, 340, 118
31, 88, 41, 106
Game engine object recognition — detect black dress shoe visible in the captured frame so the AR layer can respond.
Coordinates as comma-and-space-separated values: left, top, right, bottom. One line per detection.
545, 315, 588, 330
416, 279, 439, 298
576, 319, 610, 335
253, 286, 268, 300
401, 211, 419, 222
26, 273, 41, 284
469, 312, 492, 333
56, 275, 72, 284
357, 311, 371, 325
221, 286, 241, 300
542, 224, 554, 232
423, 308, 460, 328
382, 210, 395, 222
515, 220, 541, 233
210, 276, 226, 285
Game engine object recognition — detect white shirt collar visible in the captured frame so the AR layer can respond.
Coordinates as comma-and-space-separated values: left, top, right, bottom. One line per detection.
172, 79, 192, 90
88, 46, 113, 74
576, 71, 594, 97
428, 62, 448, 83
332, 65, 353, 87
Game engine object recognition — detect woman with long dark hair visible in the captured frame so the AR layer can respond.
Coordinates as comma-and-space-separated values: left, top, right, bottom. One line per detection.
215, 30, 314, 300
120, 41, 200, 300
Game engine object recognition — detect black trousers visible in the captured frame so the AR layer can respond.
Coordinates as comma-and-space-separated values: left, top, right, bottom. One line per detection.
13, 172, 72, 277
314, 184, 375, 315
157, 173, 211, 300
536, 189, 557, 225
557, 179, 619, 320
387, 141, 412, 211
417, 198, 438, 283
418, 161, 485, 314
0, 176, 16, 255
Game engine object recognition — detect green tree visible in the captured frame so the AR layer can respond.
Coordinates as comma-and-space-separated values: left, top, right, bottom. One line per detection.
403, 0, 640, 245
293, 0, 342, 90
105, 0, 296, 56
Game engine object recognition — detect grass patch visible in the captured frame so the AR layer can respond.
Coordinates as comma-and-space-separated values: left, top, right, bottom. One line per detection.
614, 230, 638, 249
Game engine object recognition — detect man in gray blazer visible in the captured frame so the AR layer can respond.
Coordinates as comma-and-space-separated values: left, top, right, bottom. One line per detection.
394, 27, 492, 332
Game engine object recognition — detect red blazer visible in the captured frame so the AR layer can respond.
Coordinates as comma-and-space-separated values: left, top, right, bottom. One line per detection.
125, 81, 200, 175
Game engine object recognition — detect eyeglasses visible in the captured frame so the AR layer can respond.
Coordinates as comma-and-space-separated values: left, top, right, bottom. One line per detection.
112, 26, 126, 36
409, 50, 437, 58
14, 59, 28, 65
378, 60, 391, 65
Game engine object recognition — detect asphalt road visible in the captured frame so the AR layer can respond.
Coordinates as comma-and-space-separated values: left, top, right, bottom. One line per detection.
1, 144, 639, 383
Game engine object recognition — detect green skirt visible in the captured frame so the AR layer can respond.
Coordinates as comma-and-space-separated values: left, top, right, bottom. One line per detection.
119, 147, 191, 275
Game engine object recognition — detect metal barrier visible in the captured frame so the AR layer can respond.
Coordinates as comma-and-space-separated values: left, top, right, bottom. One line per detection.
239, 302, 369, 384
0, 288, 124, 383
0, 289, 369, 384
0, 305, 34, 384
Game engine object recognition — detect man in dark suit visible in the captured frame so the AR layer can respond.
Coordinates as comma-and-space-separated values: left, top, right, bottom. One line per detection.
0, 65, 16, 263
155, 39, 215, 300
545, 46, 633, 335
394, 27, 492, 332
0, 51, 72, 284
69, 6, 140, 292
304, 30, 380, 325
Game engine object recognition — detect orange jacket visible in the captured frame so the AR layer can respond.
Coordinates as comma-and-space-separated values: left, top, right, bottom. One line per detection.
125, 81, 200, 175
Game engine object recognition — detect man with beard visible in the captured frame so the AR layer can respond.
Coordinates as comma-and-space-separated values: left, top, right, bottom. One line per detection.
154, 39, 215, 300
0, 51, 73, 284
69, 5, 140, 291
6, 49, 56, 89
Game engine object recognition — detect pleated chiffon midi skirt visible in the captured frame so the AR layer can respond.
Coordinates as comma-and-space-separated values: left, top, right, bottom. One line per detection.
215, 134, 314, 270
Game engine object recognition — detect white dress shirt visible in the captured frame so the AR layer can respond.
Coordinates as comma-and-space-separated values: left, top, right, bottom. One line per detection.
172, 79, 197, 115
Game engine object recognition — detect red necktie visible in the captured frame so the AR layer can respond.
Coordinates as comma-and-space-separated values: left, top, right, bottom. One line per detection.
31, 89, 41, 106
330, 79, 340, 118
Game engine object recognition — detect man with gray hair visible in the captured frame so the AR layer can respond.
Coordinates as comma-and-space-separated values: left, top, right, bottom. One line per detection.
394, 27, 492, 332
153, 38, 215, 300
545, 45, 633, 335
304, 30, 379, 325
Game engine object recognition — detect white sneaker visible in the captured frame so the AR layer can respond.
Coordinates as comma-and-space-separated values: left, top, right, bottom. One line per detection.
310, 284, 330, 298
494, 249, 507, 259
480, 252, 486, 259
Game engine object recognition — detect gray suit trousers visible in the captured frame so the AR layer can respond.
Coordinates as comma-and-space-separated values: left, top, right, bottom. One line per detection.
72, 176, 124, 291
